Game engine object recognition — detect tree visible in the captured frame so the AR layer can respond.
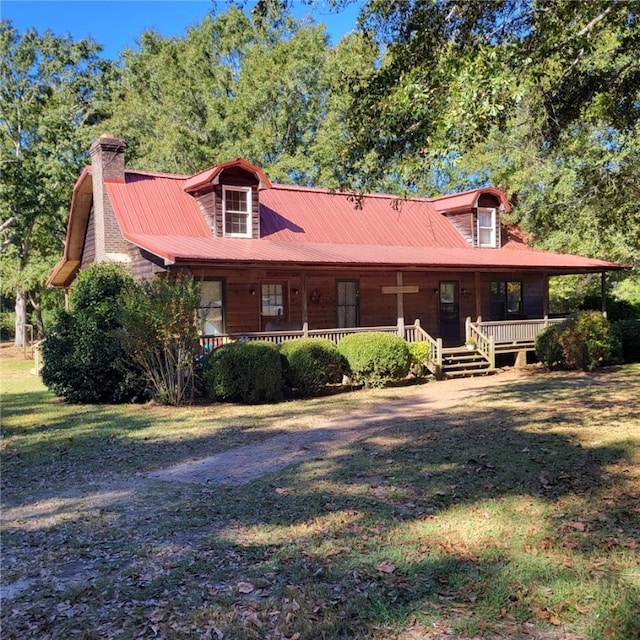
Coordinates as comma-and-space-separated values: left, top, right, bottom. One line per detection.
101, 5, 378, 186
0, 21, 111, 345
344, 0, 640, 278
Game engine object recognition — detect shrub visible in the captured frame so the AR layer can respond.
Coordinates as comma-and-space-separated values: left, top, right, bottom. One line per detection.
559, 312, 620, 371
535, 312, 621, 372
279, 338, 345, 396
204, 340, 283, 404
535, 324, 566, 370
122, 275, 201, 405
612, 319, 640, 363
42, 264, 146, 403
409, 341, 432, 377
338, 332, 411, 388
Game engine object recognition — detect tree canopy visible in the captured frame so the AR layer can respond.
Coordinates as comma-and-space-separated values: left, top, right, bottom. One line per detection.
0, 20, 111, 344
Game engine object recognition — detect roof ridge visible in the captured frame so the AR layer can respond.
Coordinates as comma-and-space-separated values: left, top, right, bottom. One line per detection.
269, 183, 431, 202
124, 168, 191, 180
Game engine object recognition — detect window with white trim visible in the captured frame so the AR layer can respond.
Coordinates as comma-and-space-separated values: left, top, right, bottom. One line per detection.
223, 186, 252, 237
477, 207, 497, 248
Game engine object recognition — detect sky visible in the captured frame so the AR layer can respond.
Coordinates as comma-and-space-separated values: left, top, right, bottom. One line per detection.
2, 0, 363, 59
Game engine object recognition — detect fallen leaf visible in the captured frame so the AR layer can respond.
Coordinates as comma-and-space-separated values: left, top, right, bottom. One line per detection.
275, 488, 290, 496
376, 561, 397, 573
236, 581, 255, 594
565, 521, 587, 531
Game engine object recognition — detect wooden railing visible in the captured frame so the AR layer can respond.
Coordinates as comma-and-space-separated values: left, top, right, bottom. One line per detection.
200, 320, 443, 374
470, 317, 564, 345
465, 318, 494, 368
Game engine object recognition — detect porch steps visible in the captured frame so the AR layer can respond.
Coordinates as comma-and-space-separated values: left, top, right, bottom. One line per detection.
441, 347, 496, 379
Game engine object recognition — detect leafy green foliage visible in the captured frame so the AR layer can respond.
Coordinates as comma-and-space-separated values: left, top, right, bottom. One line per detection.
278, 338, 345, 396
612, 320, 640, 364
338, 332, 411, 387
41, 264, 146, 403
0, 21, 111, 345
121, 275, 202, 406
535, 324, 565, 371
204, 340, 283, 404
536, 312, 621, 371
409, 341, 432, 378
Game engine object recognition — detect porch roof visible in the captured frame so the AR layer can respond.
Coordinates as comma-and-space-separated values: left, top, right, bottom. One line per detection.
124, 232, 623, 274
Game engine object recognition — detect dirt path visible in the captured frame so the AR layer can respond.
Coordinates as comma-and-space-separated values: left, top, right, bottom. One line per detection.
150, 368, 532, 485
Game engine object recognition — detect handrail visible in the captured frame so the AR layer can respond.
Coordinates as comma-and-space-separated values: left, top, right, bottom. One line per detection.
475, 316, 564, 344
466, 317, 494, 368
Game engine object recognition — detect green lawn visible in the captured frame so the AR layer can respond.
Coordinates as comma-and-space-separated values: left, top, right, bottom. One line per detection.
2, 356, 639, 639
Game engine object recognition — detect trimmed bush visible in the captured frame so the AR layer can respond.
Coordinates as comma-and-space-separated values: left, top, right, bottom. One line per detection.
204, 340, 283, 404
535, 323, 565, 370
42, 264, 147, 403
612, 319, 640, 363
279, 338, 345, 396
535, 311, 621, 371
338, 332, 411, 388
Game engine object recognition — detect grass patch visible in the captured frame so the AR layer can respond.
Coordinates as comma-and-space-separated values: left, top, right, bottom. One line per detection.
2, 357, 639, 639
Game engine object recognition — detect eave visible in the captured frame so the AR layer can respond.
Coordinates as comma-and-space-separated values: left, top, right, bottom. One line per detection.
46, 168, 93, 288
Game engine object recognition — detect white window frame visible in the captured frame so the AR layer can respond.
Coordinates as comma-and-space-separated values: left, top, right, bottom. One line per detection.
222, 185, 252, 238
477, 207, 497, 248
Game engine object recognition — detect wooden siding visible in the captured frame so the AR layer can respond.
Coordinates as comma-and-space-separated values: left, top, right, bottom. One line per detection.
132, 262, 549, 340
129, 246, 168, 281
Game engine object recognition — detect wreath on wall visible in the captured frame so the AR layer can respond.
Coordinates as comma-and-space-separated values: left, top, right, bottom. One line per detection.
309, 288, 324, 305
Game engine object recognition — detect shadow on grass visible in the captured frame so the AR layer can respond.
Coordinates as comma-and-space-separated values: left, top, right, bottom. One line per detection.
2, 367, 639, 639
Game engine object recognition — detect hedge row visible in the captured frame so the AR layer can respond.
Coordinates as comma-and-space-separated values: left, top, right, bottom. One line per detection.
534, 311, 638, 371
202, 332, 418, 404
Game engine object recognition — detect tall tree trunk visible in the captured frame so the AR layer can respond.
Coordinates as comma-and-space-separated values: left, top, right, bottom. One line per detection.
14, 289, 27, 347
29, 287, 45, 339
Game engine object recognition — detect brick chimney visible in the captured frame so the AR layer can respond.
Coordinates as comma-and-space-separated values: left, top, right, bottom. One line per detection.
89, 134, 129, 263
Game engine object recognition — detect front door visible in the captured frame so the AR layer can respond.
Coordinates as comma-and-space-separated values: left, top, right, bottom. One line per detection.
260, 281, 288, 331
439, 281, 460, 343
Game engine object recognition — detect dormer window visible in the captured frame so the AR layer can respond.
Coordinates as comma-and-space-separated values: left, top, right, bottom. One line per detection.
477, 207, 497, 248
223, 186, 252, 237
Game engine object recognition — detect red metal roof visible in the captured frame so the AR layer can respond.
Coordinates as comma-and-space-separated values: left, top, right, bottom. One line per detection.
106, 171, 211, 237
183, 158, 272, 193
431, 187, 511, 213
259, 185, 467, 248
123, 232, 621, 272
51, 161, 624, 282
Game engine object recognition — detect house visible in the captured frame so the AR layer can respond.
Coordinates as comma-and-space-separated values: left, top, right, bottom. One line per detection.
47, 135, 624, 376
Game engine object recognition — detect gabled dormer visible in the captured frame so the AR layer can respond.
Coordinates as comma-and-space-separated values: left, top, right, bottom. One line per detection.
183, 159, 271, 240
431, 188, 510, 248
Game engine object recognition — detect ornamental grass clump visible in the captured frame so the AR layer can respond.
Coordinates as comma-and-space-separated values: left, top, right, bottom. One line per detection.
338, 332, 411, 388
204, 340, 283, 404
278, 338, 346, 396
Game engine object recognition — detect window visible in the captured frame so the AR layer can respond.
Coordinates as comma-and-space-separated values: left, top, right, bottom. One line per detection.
490, 281, 523, 320
261, 283, 284, 317
337, 280, 359, 327
198, 280, 225, 335
223, 186, 252, 237
477, 207, 497, 247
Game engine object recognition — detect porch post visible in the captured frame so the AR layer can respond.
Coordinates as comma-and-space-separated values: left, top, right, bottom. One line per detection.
396, 272, 405, 337
542, 271, 549, 318
601, 271, 607, 318
301, 272, 308, 326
